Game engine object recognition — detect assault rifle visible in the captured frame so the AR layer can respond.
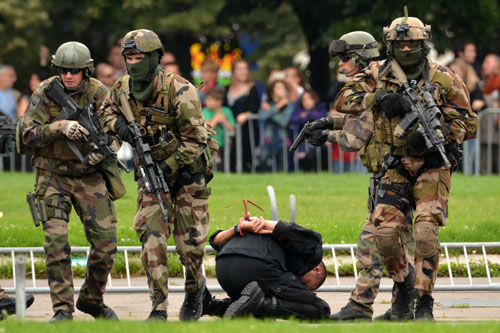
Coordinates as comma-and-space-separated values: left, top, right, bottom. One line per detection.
393, 82, 451, 169
289, 121, 311, 152
0, 114, 16, 154
119, 93, 169, 222
45, 78, 129, 171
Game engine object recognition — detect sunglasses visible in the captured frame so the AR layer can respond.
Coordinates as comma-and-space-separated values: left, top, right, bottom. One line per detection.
339, 54, 353, 62
394, 40, 420, 49
57, 67, 83, 75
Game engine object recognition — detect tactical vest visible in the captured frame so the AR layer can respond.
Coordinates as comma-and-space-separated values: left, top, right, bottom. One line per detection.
373, 61, 451, 157
35, 77, 102, 160
120, 73, 218, 174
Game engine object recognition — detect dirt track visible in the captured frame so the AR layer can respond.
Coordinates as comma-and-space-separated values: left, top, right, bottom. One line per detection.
3, 276, 500, 322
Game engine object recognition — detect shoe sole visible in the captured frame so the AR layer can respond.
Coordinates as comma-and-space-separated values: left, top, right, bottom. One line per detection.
3, 295, 35, 315
76, 300, 118, 320
223, 281, 261, 319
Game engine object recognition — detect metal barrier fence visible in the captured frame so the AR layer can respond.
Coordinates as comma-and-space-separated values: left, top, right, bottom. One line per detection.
2, 242, 499, 294
473, 108, 500, 176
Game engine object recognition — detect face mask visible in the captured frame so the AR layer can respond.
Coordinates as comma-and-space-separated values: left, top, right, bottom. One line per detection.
393, 44, 426, 80
126, 52, 160, 101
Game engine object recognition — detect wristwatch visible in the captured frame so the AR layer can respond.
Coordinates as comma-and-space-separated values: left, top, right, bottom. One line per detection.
234, 224, 240, 235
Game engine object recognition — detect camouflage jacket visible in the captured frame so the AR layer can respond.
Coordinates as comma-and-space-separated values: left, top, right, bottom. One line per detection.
331, 59, 477, 156
21, 76, 109, 176
100, 68, 208, 177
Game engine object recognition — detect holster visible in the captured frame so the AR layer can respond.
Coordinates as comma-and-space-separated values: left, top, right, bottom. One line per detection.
26, 192, 47, 227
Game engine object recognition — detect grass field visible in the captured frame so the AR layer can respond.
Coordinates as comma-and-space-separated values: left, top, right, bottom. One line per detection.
1, 318, 500, 332
0, 171, 500, 247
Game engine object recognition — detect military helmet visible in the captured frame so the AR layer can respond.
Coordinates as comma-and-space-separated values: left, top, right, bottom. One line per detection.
51, 42, 94, 74
121, 29, 164, 56
330, 31, 380, 60
383, 16, 431, 42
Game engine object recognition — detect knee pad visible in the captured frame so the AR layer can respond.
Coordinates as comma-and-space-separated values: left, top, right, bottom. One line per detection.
375, 228, 400, 257
414, 222, 440, 258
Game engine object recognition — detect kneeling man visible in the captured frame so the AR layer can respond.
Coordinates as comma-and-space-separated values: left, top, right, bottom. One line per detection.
204, 216, 330, 320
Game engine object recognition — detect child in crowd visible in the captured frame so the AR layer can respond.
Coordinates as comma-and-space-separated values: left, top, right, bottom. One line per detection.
258, 79, 294, 171
199, 58, 221, 106
290, 89, 328, 170
203, 87, 236, 168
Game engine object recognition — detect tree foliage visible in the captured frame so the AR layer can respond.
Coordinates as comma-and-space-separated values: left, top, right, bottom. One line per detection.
3, 0, 500, 96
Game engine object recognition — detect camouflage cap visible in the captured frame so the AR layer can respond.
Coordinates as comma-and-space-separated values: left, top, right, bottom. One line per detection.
121, 29, 164, 55
384, 16, 431, 41
51, 42, 94, 71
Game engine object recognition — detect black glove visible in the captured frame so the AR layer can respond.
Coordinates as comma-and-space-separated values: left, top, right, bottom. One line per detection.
375, 89, 411, 118
115, 115, 134, 143
306, 130, 328, 146
307, 117, 329, 131
407, 127, 426, 150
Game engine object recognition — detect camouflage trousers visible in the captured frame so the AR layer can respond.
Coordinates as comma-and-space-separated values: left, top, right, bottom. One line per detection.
37, 170, 117, 313
134, 173, 210, 311
350, 209, 415, 315
371, 157, 450, 296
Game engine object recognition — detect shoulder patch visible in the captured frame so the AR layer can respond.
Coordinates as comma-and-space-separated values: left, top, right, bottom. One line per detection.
28, 94, 42, 111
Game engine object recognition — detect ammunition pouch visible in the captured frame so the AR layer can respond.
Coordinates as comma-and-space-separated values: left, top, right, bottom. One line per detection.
150, 133, 180, 160
360, 140, 389, 173
99, 158, 126, 201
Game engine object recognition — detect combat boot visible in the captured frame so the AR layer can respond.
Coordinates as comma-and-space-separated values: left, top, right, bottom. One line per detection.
414, 294, 434, 321
201, 286, 231, 317
179, 278, 205, 321
374, 308, 391, 320
146, 310, 167, 321
390, 270, 416, 321
49, 310, 73, 323
330, 301, 371, 321
223, 281, 275, 319
0, 294, 35, 318
76, 299, 119, 320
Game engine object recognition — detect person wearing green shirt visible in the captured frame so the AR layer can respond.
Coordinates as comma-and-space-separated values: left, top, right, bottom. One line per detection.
203, 87, 235, 167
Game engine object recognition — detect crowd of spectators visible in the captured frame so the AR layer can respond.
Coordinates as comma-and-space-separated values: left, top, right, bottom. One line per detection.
2, 40, 500, 174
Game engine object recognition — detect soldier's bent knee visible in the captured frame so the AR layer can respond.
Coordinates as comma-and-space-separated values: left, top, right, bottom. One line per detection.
414, 222, 440, 258
374, 228, 400, 257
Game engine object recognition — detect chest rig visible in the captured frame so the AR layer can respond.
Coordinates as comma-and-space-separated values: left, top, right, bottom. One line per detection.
121, 74, 180, 161
37, 77, 101, 160
372, 60, 447, 156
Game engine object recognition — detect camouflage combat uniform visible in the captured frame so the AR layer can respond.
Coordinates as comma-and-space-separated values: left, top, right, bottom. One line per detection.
336, 58, 477, 295
101, 68, 212, 312
21, 76, 117, 313
315, 94, 413, 316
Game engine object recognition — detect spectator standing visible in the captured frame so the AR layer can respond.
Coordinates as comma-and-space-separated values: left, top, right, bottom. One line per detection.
0, 65, 20, 120
107, 44, 126, 81
480, 53, 500, 174
289, 89, 328, 170
203, 87, 235, 169
161, 52, 181, 76
95, 62, 116, 90
258, 80, 294, 171
285, 66, 306, 102
223, 59, 260, 172
199, 58, 221, 105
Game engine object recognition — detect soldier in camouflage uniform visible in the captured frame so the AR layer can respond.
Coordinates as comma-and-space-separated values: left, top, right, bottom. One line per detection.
100, 29, 215, 321
20, 42, 120, 322
307, 31, 416, 321
317, 14, 477, 320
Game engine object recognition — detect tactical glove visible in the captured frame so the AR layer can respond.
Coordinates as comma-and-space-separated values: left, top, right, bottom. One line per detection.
60, 120, 89, 140
114, 115, 134, 143
86, 143, 106, 166
407, 126, 426, 150
307, 117, 330, 131
375, 89, 411, 118
306, 130, 328, 146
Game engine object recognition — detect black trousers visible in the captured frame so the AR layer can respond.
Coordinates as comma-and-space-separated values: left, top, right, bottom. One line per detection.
216, 255, 330, 320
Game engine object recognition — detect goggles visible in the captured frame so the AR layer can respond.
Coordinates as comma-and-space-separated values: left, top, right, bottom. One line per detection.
329, 39, 378, 57
57, 67, 83, 75
393, 40, 421, 49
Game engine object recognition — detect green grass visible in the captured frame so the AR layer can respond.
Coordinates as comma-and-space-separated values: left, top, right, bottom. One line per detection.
1, 319, 500, 332
1, 171, 500, 247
